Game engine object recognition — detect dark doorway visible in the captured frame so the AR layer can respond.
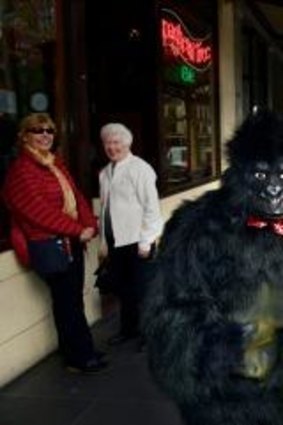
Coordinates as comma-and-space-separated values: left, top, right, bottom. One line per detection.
85, 0, 159, 196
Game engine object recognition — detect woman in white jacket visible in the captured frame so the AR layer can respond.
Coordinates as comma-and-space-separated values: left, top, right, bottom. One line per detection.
99, 123, 163, 345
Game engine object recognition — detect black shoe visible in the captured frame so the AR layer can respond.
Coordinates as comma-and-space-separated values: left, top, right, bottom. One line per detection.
107, 333, 138, 347
94, 349, 108, 360
66, 358, 109, 374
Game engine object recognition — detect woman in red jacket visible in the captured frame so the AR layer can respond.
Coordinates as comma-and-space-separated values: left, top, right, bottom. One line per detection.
3, 113, 108, 373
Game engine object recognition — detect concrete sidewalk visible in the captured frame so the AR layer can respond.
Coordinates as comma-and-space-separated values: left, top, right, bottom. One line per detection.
0, 314, 182, 425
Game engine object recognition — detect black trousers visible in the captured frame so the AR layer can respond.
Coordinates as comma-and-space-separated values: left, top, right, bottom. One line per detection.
40, 243, 96, 367
109, 243, 155, 337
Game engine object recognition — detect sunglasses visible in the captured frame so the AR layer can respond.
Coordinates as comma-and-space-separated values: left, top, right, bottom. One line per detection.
27, 127, 55, 135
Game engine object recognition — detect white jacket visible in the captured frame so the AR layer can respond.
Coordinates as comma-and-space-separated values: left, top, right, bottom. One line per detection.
99, 153, 163, 250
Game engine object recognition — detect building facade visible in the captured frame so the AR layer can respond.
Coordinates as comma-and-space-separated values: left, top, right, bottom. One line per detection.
0, 0, 282, 386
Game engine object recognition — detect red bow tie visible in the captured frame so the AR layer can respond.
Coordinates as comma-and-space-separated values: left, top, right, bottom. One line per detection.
247, 216, 283, 236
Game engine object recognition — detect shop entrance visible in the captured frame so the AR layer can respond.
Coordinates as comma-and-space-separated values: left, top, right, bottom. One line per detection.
84, 0, 159, 196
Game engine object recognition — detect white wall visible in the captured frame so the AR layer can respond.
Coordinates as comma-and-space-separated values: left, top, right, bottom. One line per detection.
0, 239, 101, 388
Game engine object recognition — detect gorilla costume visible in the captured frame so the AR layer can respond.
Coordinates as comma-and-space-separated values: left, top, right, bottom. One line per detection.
143, 110, 283, 425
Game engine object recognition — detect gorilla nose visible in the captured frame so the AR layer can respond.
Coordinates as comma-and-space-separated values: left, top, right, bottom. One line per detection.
266, 184, 281, 197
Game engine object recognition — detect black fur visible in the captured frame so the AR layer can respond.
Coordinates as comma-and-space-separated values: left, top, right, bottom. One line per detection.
143, 110, 283, 425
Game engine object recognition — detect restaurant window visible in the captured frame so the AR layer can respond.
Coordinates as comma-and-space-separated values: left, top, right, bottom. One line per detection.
0, 0, 56, 250
160, 5, 219, 194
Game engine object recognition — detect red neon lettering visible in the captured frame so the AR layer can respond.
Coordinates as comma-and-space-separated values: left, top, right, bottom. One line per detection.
161, 18, 212, 69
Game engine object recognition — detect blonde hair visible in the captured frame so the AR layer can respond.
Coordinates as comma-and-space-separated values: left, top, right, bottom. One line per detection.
100, 123, 133, 146
17, 113, 56, 147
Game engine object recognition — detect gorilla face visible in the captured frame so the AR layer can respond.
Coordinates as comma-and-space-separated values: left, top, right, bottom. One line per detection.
246, 157, 283, 218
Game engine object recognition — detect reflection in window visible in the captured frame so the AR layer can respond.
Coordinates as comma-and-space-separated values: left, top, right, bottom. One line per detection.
0, 0, 56, 250
163, 87, 214, 186
163, 94, 189, 183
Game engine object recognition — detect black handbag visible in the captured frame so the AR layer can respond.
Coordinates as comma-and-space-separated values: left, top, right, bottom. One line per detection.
28, 238, 73, 276
94, 258, 116, 295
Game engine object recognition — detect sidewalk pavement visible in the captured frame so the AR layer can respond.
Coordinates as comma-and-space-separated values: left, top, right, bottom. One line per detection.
0, 313, 183, 425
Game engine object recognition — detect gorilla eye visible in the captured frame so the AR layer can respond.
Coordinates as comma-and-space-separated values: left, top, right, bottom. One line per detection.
254, 171, 266, 180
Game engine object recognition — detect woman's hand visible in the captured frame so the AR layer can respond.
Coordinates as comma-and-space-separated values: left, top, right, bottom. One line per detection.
80, 227, 95, 242
138, 247, 151, 258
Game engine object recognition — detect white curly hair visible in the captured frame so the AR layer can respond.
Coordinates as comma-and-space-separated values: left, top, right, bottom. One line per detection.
100, 123, 133, 146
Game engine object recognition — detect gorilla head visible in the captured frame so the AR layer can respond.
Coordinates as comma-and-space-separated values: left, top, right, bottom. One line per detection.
224, 110, 283, 219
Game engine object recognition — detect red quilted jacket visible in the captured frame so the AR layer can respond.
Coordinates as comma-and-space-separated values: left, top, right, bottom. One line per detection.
2, 150, 97, 266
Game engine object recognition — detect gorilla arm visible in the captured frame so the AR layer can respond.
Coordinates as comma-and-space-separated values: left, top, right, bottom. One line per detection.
143, 200, 244, 405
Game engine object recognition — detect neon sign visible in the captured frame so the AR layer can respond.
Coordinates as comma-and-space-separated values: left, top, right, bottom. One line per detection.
161, 10, 212, 72
180, 65, 196, 83
165, 65, 196, 85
